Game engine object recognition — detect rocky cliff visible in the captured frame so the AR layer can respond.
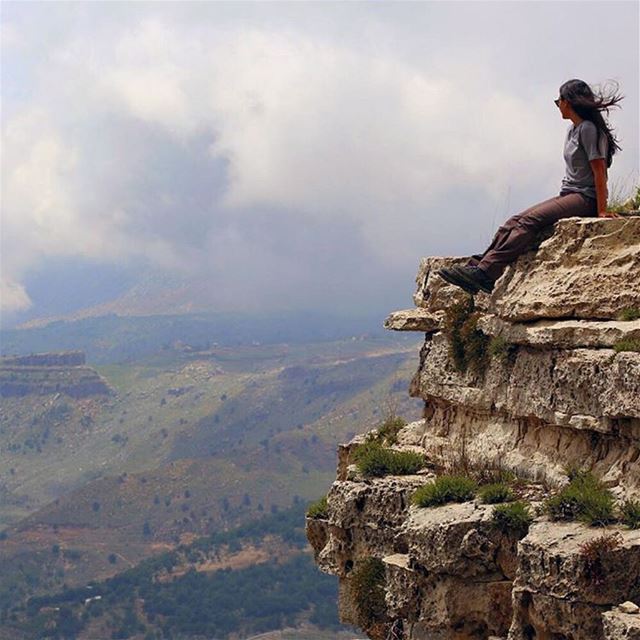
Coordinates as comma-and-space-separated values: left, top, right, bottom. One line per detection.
0, 351, 112, 397
306, 217, 640, 640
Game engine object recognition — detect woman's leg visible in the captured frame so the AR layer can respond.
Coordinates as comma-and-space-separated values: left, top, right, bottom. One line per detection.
477, 193, 597, 280
478, 195, 566, 260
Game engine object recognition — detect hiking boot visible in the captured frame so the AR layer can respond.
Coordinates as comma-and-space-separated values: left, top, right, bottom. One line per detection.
451, 265, 495, 294
466, 253, 484, 267
437, 267, 480, 295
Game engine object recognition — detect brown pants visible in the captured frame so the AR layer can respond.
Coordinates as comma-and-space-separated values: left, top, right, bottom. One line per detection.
477, 192, 598, 280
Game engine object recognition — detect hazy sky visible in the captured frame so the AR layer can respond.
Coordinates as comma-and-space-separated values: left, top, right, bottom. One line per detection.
2, 1, 638, 320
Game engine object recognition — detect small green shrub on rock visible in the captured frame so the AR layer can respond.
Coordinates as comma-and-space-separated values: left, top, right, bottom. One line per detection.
349, 557, 387, 628
610, 184, 640, 215
306, 495, 329, 519
367, 416, 407, 446
544, 472, 615, 526
619, 308, 640, 321
443, 298, 490, 375
488, 336, 517, 364
613, 339, 640, 353
479, 482, 514, 504
474, 465, 517, 487
460, 315, 490, 375
412, 475, 477, 508
620, 499, 640, 529
444, 298, 472, 372
492, 501, 533, 537
563, 464, 586, 482
353, 441, 425, 477
579, 532, 623, 585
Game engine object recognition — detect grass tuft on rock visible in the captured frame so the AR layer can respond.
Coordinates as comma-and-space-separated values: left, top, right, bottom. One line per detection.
610, 184, 640, 215
366, 415, 408, 446
563, 464, 587, 482
579, 532, 623, 585
488, 336, 517, 364
349, 557, 387, 628
613, 338, 640, 353
412, 475, 477, 508
474, 466, 518, 487
619, 308, 640, 321
479, 482, 515, 504
620, 499, 640, 529
544, 471, 615, 526
353, 441, 425, 478
491, 501, 533, 537
608, 181, 640, 216
443, 298, 473, 373
443, 298, 490, 376
306, 495, 329, 519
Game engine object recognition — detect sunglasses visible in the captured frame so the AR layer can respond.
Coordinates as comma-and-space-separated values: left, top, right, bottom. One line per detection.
554, 98, 562, 107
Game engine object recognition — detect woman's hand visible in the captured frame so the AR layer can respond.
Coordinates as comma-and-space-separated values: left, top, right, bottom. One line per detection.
597, 210, 620, 218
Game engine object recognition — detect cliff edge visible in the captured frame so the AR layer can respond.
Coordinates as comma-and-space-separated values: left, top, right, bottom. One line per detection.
0, 351, 112, 397
306, 217, 640, 640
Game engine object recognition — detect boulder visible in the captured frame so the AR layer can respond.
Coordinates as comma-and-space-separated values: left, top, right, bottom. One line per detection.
603, 608, 640, 639
490, 217, 640, 322
384, 308, 442, 333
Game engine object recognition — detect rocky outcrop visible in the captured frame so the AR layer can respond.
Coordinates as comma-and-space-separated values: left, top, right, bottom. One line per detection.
488, 217, 640, 322
603, 607, 640, 639
411, 218, 640, 321
384, 309, 442, 333
508, 522, 640, 639
0, 351, 86, 367
405, 218, 640, 494
0, 351, 111, 397
307, 217, 640, 640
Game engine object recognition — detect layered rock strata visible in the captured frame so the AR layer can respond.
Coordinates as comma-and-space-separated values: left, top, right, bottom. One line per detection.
0, 351, 86, 367
307, 217, 640, 640
0, 351, 111, 397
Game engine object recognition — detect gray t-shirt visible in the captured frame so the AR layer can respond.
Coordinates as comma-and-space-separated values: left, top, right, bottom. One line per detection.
560, 120, 608, 200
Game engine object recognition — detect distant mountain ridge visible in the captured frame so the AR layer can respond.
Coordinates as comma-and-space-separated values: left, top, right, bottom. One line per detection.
1, 310, 394, 365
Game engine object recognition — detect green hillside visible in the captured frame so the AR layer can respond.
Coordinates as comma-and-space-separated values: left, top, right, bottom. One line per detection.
0, 317, 422, 624
3, 503, 357, 640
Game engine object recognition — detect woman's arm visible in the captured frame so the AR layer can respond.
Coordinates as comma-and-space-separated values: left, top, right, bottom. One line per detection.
590, 158, 618, 218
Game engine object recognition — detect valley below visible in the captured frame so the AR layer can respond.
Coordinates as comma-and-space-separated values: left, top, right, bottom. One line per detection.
0, 312, 422, 639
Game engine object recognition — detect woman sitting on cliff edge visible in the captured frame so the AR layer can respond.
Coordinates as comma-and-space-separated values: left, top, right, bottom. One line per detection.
439, 78, 624, 295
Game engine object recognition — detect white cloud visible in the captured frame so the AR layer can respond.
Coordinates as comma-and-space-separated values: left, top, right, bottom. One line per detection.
1, 103, 187, 312
87, 21, 559, 213
1, 3, 637, 316
0, 276, 31, 313
0, 20, 25, 50
2, 107, 82, 276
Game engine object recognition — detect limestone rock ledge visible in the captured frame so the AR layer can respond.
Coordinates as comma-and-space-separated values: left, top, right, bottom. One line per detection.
307, 462, 640, 640
394, 217, 640, 492
410, 218, 640, 322
307, 217, 640, 640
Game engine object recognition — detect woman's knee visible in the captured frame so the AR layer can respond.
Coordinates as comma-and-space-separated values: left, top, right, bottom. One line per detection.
500, 213, 524, 231
514, 196, 563, 223
498, 196, 563, 233
514, 211, 549, 233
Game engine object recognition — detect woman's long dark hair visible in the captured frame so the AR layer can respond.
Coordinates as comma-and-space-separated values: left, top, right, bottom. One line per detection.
559, 79, 623, 168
